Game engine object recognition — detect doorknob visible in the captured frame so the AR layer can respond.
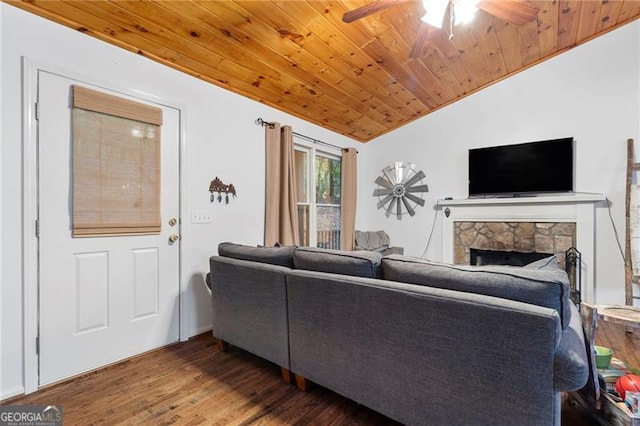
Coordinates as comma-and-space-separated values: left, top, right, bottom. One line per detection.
169, 234, 180, 243
168, 218, 177, 226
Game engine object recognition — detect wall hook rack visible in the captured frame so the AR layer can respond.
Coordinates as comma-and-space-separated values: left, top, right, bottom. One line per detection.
209, 177, 237, 204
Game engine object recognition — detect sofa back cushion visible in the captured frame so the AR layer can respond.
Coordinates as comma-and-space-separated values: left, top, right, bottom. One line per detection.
293, 247, 383, 278
381, 255, 571, 328
218, 242, 295, 268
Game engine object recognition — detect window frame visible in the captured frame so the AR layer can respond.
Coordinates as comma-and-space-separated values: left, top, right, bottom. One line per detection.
294, 139, 341, 247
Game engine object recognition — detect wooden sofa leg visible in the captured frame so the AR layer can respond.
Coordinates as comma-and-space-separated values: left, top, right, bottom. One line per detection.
295, 374, 311, 392
281, 367, 292, 384
216, 338, 229, 352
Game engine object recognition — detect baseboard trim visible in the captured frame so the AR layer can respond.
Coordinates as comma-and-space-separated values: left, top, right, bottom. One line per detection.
0, 386, 26, 403
191, 324, 212, 338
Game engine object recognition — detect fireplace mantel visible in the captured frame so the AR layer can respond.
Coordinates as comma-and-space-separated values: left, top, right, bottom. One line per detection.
439, 193, 607, 303
439, 193, 606, 207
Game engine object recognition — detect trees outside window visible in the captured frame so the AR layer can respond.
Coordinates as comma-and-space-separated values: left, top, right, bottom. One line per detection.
295, 144, 341, 248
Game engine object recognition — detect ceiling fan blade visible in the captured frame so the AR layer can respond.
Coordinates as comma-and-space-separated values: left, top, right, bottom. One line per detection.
373, 188, 393, 196
401, 196, 416, 217
405, 192, 425, 207
405, 184, 429, 193
342, 0, 404, 23
396, 197, 402, 220
377, 193, 394, 209
477, 0, 540, 26
409, 23, 438, 58
375, 176, 394, 190
403, 169, 426, 188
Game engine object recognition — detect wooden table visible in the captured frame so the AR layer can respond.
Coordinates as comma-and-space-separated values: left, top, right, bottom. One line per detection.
573, 303, 640, 425
593, 305, 640, 329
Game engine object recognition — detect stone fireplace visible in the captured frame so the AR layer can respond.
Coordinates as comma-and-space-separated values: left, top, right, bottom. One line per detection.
454, 221, 576, 269
439, 194, 606, 303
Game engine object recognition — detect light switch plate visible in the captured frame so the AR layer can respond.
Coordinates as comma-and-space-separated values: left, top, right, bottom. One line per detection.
191, 209, 213, 223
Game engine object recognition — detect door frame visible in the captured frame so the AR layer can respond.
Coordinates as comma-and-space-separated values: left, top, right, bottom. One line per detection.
21, 57, 189, 393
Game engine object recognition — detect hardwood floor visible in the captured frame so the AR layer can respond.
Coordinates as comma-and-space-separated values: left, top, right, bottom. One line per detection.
4, 333, 398, 425
4, 320, 638, 425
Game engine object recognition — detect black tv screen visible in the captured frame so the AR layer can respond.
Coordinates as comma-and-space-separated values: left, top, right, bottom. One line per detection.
468, 137, 574, 197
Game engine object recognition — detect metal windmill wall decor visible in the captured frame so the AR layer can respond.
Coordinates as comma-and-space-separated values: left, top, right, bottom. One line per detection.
374, 162, 428, 220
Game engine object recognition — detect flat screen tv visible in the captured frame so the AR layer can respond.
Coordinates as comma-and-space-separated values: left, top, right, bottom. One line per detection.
468, 137, 574, 197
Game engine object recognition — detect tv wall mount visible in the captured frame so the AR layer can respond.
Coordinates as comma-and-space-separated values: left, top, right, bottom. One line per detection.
374, 162, 428, 220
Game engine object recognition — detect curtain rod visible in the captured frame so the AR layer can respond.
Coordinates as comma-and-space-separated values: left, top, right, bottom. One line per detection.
255, 117, 344, 151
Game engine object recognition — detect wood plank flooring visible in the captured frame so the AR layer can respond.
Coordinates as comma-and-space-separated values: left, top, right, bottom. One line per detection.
4, 333, 398, 425
3, 320, 638, 425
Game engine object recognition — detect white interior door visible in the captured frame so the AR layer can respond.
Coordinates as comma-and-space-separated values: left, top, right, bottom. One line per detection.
37, 71, 181, 386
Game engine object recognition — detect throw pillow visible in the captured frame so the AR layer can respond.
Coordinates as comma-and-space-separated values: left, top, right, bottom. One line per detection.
524, 255, 559, 270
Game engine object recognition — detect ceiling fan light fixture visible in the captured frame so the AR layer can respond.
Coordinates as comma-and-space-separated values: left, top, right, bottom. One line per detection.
421, 0, 449, 29
453, 0, 480, 25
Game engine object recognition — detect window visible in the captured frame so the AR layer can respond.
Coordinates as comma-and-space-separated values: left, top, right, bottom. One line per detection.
295, 143, 341, 249
71, 85, 162, 237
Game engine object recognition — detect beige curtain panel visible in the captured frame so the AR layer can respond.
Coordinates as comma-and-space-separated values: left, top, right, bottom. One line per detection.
72, 85, 163, 237
264, 123, 300, 246
340, 148, 357, 250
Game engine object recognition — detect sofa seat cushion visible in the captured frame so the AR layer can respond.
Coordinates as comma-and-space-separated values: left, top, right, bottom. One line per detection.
293, 247, 383, 278
381, 255, 571, 329
218, 242, 295, 268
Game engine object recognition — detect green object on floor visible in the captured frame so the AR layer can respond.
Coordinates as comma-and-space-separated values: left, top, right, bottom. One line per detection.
595, 345, 613, 369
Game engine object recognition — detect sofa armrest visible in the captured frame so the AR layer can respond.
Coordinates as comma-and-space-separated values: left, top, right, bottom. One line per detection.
553, 302, 589, 391
210, 256, 291, 369
382, 246, 404, 256
371, 245, 389, 254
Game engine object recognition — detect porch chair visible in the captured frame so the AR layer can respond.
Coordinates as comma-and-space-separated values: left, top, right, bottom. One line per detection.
354, 230, 403, 256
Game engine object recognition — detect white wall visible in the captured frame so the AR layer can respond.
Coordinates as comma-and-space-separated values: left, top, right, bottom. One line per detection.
357, 21, 640, 305
0, 3, 358, 399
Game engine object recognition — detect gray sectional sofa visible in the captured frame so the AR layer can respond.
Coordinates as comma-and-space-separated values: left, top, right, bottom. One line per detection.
208, 243, 589, 426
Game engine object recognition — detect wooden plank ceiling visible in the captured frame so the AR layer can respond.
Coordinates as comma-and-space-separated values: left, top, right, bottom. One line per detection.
6, 0, 640, 142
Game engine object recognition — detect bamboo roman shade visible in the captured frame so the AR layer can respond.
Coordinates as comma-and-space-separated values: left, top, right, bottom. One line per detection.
72, 85, 163, 236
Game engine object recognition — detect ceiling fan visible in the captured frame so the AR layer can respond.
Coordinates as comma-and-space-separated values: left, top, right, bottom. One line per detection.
342, 0, 540, 57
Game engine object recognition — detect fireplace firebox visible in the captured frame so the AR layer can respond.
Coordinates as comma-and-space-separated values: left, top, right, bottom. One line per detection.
470, 248, 553, 267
